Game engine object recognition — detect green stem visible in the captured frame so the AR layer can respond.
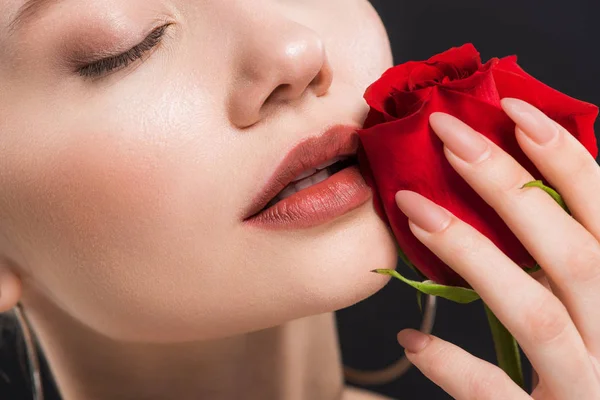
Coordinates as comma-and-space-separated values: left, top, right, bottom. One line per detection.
483, 303, 524, 389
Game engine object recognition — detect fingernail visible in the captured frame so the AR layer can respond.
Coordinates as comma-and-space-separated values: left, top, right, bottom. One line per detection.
501, 98, 559, 145
429, 112, 490, 163
397, 329, 431, 353
395, 191, 451, 233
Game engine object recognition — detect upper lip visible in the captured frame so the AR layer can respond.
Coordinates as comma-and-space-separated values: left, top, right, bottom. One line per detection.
242, 123, 361, 220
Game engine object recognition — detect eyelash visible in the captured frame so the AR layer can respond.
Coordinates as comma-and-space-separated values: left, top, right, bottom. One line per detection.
77, 23, 172, 79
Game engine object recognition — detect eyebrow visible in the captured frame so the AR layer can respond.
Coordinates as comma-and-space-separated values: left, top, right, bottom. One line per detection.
8, 0, 62, 34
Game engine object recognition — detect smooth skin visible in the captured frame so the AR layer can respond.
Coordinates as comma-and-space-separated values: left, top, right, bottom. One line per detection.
1, 0, 599, 399
0, 1, 399, 399
395, 98, 600, 399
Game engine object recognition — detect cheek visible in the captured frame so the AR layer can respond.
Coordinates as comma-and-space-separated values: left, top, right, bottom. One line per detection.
1, 108, 234, 340
34, 133, 175, 252
324, 0, 393, 91
6, 125, 187, 322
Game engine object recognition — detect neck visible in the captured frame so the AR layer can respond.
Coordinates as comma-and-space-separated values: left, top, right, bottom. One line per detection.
21, 293, 346, 400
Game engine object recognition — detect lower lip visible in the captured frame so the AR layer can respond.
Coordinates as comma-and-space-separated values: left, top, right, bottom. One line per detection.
243, 166, 372, 230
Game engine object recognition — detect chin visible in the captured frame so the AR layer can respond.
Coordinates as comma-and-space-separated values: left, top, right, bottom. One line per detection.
291, 203, 399, 315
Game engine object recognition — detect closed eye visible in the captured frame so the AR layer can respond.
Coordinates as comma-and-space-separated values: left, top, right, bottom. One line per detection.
77, 23, 172, 79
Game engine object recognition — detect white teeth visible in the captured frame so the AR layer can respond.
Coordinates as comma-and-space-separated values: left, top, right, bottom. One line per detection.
304, 168, 330, 187
294, 174, 317, 191
268, 168, 334, 207
277, 184, 298, 200
263, 155, 353, 210
291, 168, 318, 182
290, 156, 348, 183
315, 156, 346, 170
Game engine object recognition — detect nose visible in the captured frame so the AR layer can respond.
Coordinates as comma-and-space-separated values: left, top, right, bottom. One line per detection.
228, 21, 334, 128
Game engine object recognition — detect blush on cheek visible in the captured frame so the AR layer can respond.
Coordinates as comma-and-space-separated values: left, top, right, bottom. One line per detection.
0, 127, 205, 339
4, 126, 182, 291
43, 138, 173, 252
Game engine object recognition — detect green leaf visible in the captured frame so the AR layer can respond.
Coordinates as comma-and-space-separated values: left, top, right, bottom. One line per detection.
372, 269, 481, 304
521, 180, 570, 214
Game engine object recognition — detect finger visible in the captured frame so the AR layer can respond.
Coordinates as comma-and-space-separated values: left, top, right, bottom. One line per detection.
502, 98, 600, 356
530, 270, 552, 292
501, 98, 600, 242
396, 329, 529, 400
531, 384, 558, 400
429, 111, 600, 357
395, 190, 600, 399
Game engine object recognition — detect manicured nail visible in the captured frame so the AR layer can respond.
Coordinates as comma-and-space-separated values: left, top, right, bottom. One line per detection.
501, 98, 559, 145
429, 113, 490, 163
397, 329, 431, 353
395, 191, 451, 233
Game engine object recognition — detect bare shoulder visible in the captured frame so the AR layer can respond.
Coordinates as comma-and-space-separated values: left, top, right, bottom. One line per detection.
343, 385, 397, 400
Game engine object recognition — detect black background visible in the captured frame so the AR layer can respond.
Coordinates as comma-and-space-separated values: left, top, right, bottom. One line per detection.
336, 1, 600, 399
1, 1, 600, 399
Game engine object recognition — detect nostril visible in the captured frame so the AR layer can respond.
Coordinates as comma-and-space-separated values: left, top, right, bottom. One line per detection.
310, 56, 333, 97
275, 84, 290, 92
265, 84, 292, 103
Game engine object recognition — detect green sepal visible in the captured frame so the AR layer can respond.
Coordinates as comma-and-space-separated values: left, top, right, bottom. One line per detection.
372, 269, 481, 304
521, 180, 570, 215
416, 290, 424, 313
525, 263, 542, 274
517, 180, 555, 276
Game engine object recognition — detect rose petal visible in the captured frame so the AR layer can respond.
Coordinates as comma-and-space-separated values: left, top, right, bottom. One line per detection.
358, 44, 598, 286
492, 57, 598, 158
364, 61, 424, 113
441, 60, 501, 107
428, 43, 482, 73
359, 86, 542, 286
408, 64, 445, 91
356, 141, 389, 225
389, 87, 433, 120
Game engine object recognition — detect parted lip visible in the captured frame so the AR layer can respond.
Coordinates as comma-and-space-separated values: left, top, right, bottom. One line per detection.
242, 124, 362, 220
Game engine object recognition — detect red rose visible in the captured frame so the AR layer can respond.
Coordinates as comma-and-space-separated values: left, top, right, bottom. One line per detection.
357, 43, 598, 287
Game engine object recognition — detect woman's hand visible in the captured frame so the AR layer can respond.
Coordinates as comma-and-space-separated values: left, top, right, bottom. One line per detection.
393, 98, 600, 399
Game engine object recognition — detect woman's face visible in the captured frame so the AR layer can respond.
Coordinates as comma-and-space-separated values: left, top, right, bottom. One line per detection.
0, 0, 397, 342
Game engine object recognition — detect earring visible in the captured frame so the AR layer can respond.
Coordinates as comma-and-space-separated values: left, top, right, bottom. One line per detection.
13, 302, 44, 400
